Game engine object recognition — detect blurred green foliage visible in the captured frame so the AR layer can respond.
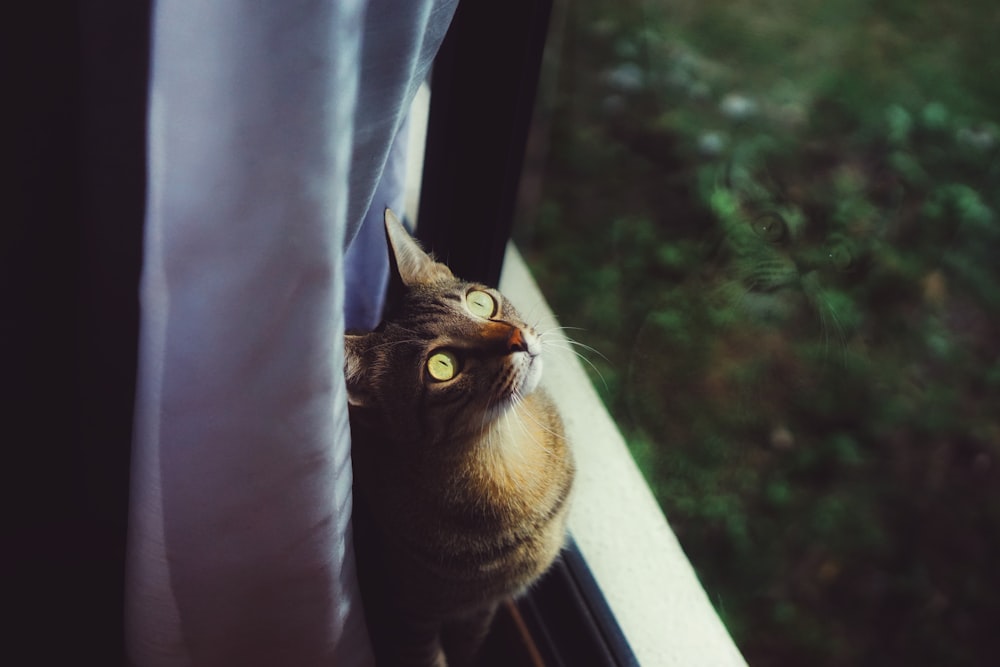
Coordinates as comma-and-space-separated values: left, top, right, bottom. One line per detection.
515, 1, 1000, 664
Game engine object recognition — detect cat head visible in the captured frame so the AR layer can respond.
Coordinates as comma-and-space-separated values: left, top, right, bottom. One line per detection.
706, 162, 876, 332
344, 210, 543, 445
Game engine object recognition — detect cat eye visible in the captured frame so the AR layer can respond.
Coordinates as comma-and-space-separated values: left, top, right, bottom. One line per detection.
466, 290, 497, 318
827, 244, 855, 271
752, 212, 788, 243
427, 350, 460, 381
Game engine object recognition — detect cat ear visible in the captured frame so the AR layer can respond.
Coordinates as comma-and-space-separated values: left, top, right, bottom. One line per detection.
384, 208, 454, 286
344, 333, 373, 408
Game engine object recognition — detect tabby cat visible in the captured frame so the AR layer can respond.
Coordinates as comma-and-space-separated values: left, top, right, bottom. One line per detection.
345, 210, 575, 667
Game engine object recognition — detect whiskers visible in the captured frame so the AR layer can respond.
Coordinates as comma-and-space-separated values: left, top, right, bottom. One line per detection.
509, 387, 561, 449
365, 337, 426, 352
719, 270, 852, 364
802, 275, 850, 363
536, 326, 610, 393
476, 377, 561, 473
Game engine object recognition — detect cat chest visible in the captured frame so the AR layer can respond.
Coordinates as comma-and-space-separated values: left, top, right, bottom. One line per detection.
392, 502, 570, 613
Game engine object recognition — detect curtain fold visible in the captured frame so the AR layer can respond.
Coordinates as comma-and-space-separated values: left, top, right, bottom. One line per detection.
126, 1, 456, 664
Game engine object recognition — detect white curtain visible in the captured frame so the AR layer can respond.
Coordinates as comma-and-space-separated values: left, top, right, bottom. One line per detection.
125, 1, 457, 664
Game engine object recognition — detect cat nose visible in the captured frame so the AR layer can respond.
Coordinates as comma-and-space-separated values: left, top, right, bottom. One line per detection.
479, 322, 536, 355
507, 327, 527, 353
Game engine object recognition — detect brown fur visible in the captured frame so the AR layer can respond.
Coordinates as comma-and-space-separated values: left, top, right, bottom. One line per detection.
346, 211, 574, 666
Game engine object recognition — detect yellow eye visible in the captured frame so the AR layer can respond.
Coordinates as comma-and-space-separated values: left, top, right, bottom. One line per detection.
427, 350, 459, 381
467, 290, 497, 318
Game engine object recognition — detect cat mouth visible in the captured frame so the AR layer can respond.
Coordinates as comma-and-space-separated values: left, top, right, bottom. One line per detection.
490, 352, 543, 417
520, 329, 543, 358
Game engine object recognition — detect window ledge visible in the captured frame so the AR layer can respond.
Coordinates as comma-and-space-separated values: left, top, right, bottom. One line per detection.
500, 246, 748, 667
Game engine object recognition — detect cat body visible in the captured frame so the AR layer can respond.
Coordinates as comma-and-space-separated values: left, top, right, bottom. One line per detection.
346, 211, 574, 666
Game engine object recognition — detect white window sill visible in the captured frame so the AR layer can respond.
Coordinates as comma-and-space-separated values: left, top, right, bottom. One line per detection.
500, 246, 748, 667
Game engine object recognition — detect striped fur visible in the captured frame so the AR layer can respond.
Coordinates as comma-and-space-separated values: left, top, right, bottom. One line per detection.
346, 211, 574, 666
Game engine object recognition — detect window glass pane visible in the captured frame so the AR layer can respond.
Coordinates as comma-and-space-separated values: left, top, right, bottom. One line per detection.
514, 1, 1000, 664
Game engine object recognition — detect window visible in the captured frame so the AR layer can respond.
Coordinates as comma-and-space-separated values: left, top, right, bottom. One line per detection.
510, 1, 1000, 666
